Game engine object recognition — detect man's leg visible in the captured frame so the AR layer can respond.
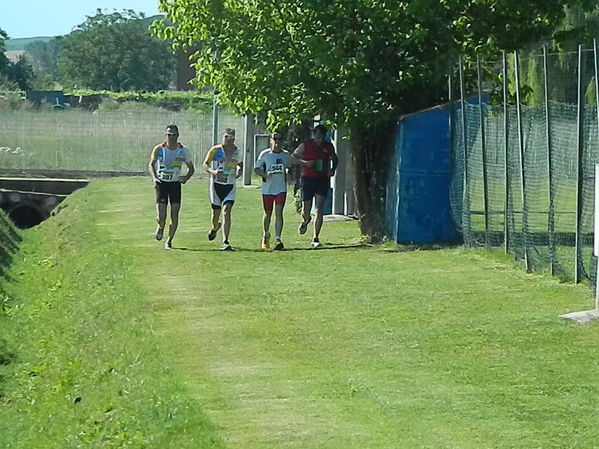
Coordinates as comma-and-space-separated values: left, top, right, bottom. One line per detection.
298, 178, 313, 234
167, 203, 180, 246
262, 195, 273, 236
313, 194, 325, 240
155, 202, 167, 240
261, 208, 272, 249
208, 205, 221, 240
272, 193, 286, 250
156, 202, 167, 228
222, 202, 233, 244
274, 203, 284, 240
300, 199, 312, 231
263, 209, 272, 235
261, 194, 274, 248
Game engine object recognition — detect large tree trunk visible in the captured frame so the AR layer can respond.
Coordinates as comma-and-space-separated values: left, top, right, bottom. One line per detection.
350, 120, 396, 243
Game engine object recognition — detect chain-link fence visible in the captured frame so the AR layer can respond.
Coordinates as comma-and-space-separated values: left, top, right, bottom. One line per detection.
450, 46, 599, 287
0, 108, 245, 173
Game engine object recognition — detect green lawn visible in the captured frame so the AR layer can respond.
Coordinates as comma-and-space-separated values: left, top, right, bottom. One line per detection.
1, 177, 598, 448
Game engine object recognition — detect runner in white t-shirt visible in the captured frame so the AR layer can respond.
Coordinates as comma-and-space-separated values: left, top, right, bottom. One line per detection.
148, 124, 195, 250
254, 132, 291, 250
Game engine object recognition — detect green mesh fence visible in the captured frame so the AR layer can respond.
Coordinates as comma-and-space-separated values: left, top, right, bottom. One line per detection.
0, 109, 244, 173
451, 49, 599, 287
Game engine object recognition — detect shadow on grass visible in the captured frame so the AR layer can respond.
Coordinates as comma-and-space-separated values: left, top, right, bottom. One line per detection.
0, 232, 21, 283
173, 243, 371, 252
0, 337, 16, 400
0, 244, 18, 274
0, 337, 15, 366
381, 242, 463, 252
0, 212, 22, 246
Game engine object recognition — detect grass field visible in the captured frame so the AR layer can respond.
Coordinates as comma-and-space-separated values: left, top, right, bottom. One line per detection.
1, 177, 599, 448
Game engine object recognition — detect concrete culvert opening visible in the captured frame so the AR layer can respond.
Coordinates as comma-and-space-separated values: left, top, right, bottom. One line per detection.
9, 205, 44, 229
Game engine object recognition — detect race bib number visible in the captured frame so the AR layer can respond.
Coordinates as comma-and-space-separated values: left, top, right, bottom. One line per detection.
270, 163, 284, 174
159, 171, 174, 181
216, 173, 229, 184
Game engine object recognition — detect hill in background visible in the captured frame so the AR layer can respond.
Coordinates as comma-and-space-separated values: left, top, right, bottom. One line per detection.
6, 36, 57, 51
5, 14, 164, 51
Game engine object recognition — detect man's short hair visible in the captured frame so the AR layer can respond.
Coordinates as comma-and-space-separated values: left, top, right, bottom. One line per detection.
166, 124, 179, 135
223, 128, 236, 136
313, 124, 327, 135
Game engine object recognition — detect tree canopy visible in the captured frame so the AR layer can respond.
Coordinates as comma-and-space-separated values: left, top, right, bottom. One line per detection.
58, 9, 175, 91
153, 0, 593, 128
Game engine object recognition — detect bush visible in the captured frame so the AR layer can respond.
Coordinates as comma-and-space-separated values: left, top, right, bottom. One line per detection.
0, 90, 25, 110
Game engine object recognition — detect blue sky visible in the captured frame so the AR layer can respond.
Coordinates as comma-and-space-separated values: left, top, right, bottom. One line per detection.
2, 0, 161, 39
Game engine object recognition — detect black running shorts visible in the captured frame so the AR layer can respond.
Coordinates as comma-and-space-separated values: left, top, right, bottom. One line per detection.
300, 176, 329, 202
155, 181, 182, 204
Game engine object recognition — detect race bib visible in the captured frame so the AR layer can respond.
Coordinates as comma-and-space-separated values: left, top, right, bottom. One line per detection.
270, 163, 284, 174
216, 173, 229, 184
159, 170, 174, 181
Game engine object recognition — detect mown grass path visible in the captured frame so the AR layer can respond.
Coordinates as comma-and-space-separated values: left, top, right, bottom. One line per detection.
91, 177, 599, 449
4, 177, 599, 449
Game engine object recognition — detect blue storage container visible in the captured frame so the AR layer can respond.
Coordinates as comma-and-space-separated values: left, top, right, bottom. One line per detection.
386, 105, 461, 244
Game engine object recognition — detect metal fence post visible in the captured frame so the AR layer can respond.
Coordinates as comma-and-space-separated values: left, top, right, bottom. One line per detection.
477, 55, 490, 247
212, 88, 219, 146
594, 40, 599, 299
332, 128, 348, 214
459, 55, 470, 242
502, 51, 510, 253
242, 114, 255, 186
543, 46, 556, 276
447, 62, 464, 221
514, 50, 530, 271
575, 45, 585, 283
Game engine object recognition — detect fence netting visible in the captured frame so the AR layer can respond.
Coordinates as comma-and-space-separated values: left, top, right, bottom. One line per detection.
450, 49, 599, 288
0, 109, 244, 173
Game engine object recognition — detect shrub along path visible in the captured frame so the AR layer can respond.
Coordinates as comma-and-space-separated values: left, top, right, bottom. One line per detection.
1, 177, 598, 449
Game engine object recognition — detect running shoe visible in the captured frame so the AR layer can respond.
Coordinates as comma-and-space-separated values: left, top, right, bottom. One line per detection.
298, 217, 311, 235
274, 240, 285, 251
221, 241, 233, 251
261, 233, 270, 249
164, 241, 173, 250
155, 226, 164, 241
311, 237, 321, 249
208, 222, 222, 241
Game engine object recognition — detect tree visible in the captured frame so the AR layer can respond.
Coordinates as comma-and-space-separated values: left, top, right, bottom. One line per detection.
153, 0, 595, 241
0, 28, 12, 81
7, 55, 34, 91
0, 27, 35, 91
26, 38, 62, 80
57, 9, 174, 91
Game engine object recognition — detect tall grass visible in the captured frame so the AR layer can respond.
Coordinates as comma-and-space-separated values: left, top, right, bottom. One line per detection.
0, 182, 224, 448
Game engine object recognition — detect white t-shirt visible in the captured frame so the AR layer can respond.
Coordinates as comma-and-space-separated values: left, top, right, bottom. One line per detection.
151, 143, 191, 182
254, 149, 291, 195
